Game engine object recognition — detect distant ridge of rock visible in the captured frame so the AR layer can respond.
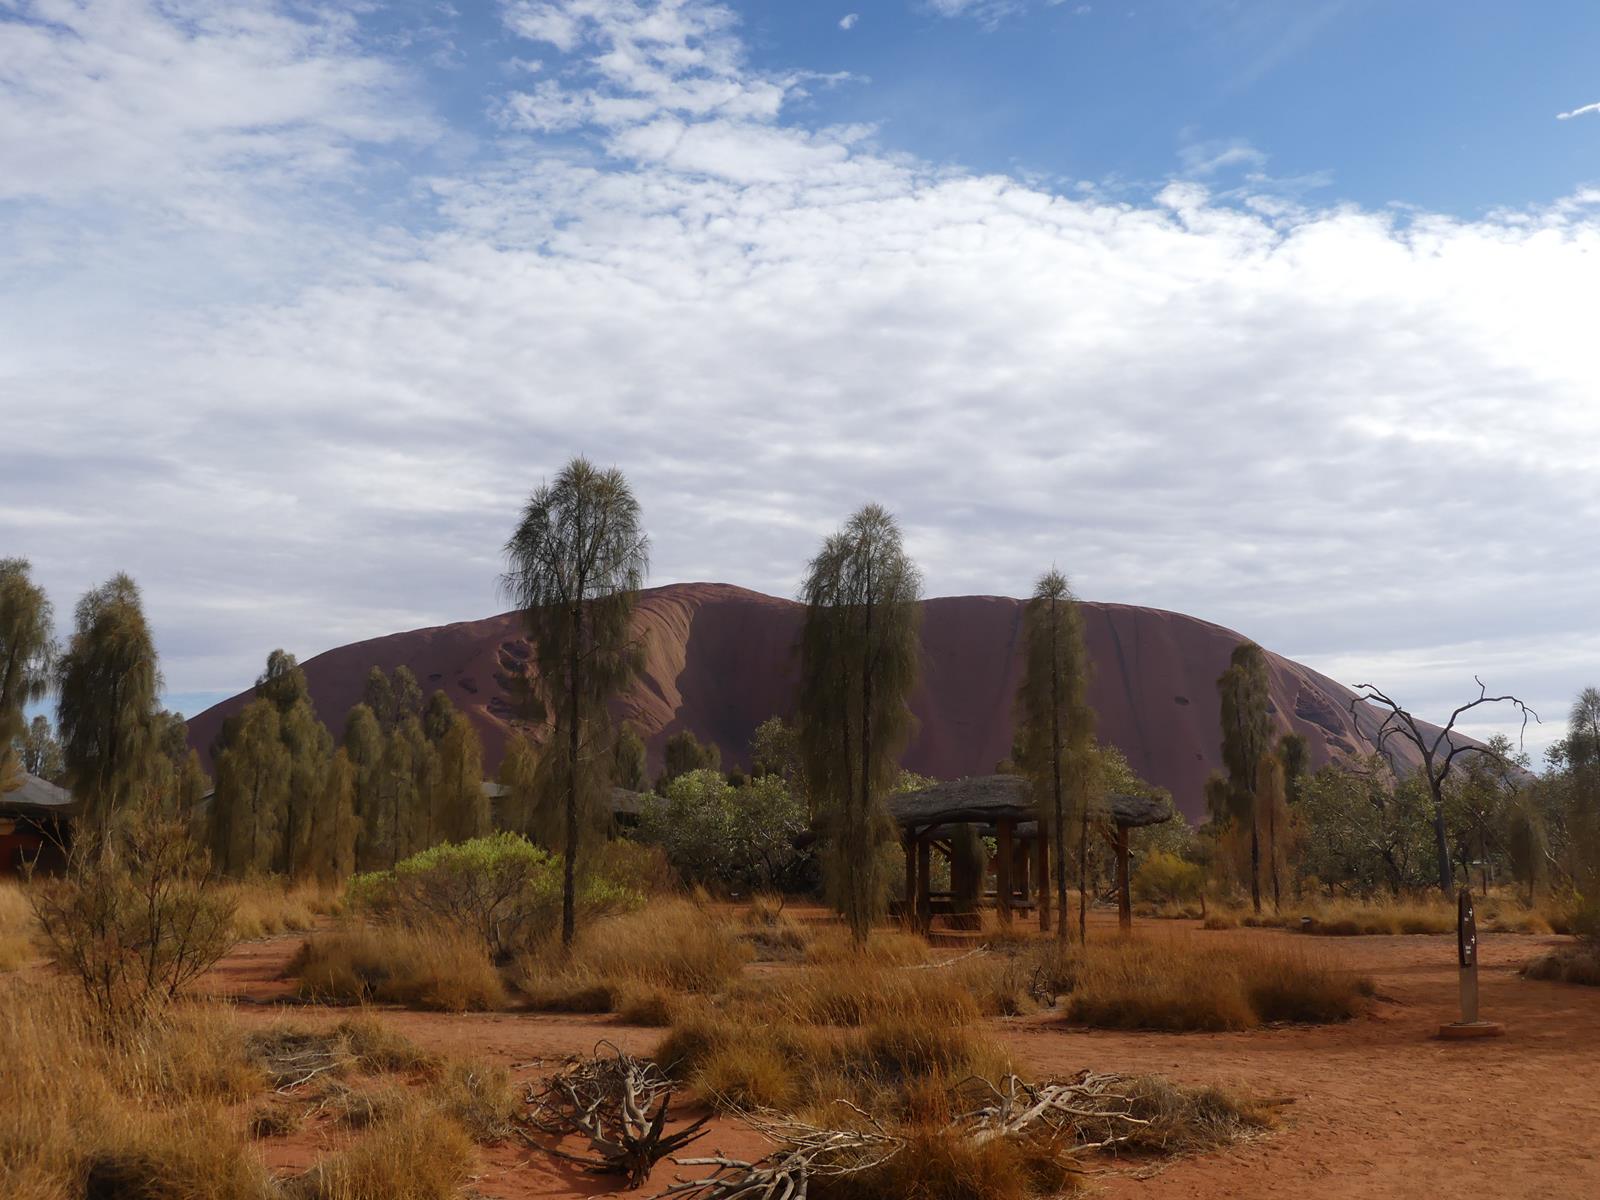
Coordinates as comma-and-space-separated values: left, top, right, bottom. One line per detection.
187, 581, 1412, 822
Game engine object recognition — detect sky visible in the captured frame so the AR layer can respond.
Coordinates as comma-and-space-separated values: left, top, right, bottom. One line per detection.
3, 0, 1598, 762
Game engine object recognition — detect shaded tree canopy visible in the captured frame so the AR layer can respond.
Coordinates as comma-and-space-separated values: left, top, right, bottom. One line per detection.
659, 728, 720, 791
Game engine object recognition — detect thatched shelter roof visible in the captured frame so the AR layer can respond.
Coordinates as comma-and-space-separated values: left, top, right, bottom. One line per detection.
889, 774, 1171, 830
0, 773, 77, 817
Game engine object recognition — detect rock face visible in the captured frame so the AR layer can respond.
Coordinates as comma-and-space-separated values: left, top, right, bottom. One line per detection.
186, 582, 1408, 822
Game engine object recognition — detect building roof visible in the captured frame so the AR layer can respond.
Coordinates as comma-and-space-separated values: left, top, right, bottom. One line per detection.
1, 773, 77, 815
889, 774, 1172, 830
479, 781, 652, 819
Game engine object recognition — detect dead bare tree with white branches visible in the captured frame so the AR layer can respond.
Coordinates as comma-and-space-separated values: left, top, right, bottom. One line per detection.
1349, 677, 1538, 895
521, 1044, 711, 1189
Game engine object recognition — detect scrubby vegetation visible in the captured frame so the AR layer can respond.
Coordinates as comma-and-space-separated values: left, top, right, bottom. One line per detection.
290, 924, 509, 1011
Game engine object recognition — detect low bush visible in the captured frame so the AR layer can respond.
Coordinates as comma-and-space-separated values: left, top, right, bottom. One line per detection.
349, 833, 642, 961
29, 808, 237, 1026
290, 924, 507, 1012
1133, 852, 1206, 906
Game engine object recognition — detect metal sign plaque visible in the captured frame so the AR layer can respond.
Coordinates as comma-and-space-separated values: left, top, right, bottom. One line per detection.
1457, 889, 1478, 970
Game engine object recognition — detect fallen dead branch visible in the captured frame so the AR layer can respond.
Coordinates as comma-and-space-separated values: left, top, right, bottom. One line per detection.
659, 1103, 903, 1199
522, 1042, 711, 1189
953, 1071, 1152, 1151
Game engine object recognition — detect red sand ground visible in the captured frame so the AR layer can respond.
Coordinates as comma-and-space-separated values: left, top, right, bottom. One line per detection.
203, 918, 1600, 1199
185, 583, 1451, 822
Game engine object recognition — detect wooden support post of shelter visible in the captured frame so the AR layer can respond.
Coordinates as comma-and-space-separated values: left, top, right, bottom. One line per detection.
1114, 823, 1132, 933
916, 836, 932, 933
1036, 820, 1050, 932
996, 817, 1015, 924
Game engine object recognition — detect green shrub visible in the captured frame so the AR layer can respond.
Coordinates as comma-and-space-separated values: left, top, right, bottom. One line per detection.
1132, 851, 1205, 906
348, 833, 641, 960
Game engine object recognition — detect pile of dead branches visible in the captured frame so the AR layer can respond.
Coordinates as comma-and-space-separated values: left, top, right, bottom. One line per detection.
654, 1072, 1157, 1199
953, 1071, 1152, 1151
658, 1104, 902, 1200
522, 1043, 710, 1189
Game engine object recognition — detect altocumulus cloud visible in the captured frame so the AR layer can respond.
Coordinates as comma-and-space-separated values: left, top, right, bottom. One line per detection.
2, 0, 1597, 757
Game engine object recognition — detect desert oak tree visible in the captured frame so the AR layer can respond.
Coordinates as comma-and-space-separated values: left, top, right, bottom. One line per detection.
798, 504, 922, 947
501, 457, 649, 949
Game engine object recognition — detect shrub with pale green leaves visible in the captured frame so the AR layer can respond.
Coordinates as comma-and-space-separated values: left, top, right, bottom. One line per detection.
349, 834, 641, 960
1132, 851, 1206, 906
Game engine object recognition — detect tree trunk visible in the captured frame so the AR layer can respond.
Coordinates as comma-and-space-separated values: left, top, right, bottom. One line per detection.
563, 598, 581, 951
1430, 775, 1452, 895
856, 590, 874, 947
1078, 774, 1088, 944
1250, 814, 1261, 915
1050, 596, 1067, 942
1268, 800, 1280, 911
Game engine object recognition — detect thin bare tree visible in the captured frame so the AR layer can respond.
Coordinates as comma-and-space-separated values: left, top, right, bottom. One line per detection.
1349, 677, 1537, 895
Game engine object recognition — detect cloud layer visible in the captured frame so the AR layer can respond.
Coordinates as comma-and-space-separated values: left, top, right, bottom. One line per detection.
2, 0, 1595, 759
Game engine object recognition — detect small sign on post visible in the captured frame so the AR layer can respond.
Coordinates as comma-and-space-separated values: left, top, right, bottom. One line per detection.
1439, 888, 1504, 1039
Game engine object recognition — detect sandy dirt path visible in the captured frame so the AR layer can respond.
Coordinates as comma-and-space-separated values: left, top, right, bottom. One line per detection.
204, 921, 1600, 1198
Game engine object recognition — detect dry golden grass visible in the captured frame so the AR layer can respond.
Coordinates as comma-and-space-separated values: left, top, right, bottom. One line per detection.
0, 977, 271, 1199
290, 924, 507, 1012
0, 881, 37, 971
227, 878, 345, 941
515, 898, 748, 1015
427, 1060, 518, 1143
741, 894, 809, 960
1522, 942, 1600, 986
285, 1101, 474, 1200
816, 1121, 1082, 1200
1063, 935, 1368, 1031
1200, 893, 1556, 938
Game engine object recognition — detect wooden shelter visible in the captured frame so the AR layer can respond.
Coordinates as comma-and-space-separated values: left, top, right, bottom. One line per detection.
887, 774, 1172, 932
0, 773, 77, 876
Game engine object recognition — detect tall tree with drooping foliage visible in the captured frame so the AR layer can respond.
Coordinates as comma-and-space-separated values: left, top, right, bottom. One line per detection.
211, 699, 290, 874
342, 703, 386, 870
56, 574, 162, 840
435, 710, 487, 843
496, 730, 539, 836
1217, 641, 1271, 913
19, 714, 64, 781
1, 559, 56, 793
305, 748, 358, 884
501, 457, 649, 949
612, 722, 647, 792
1015, 569, 1095, 942
254, 651, 332, 877
797, 503, 922, 947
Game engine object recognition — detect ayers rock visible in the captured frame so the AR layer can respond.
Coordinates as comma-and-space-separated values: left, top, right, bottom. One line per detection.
188, 581, 1400, 823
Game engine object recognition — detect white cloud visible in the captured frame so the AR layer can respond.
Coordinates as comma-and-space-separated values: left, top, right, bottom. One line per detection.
1557, 101, 1600, 120
839, 13, 859, 30
2, 0, 1597, 761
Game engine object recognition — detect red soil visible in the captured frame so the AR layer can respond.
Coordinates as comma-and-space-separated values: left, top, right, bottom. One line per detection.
205, 918, 1600, 1199
186, 583, 1437, 821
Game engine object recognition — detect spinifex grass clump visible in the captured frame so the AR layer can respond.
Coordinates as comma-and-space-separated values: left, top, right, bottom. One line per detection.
290, 923, 508, 1011
514, 898, 750, 1017
1062, 935, 1368, 1030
